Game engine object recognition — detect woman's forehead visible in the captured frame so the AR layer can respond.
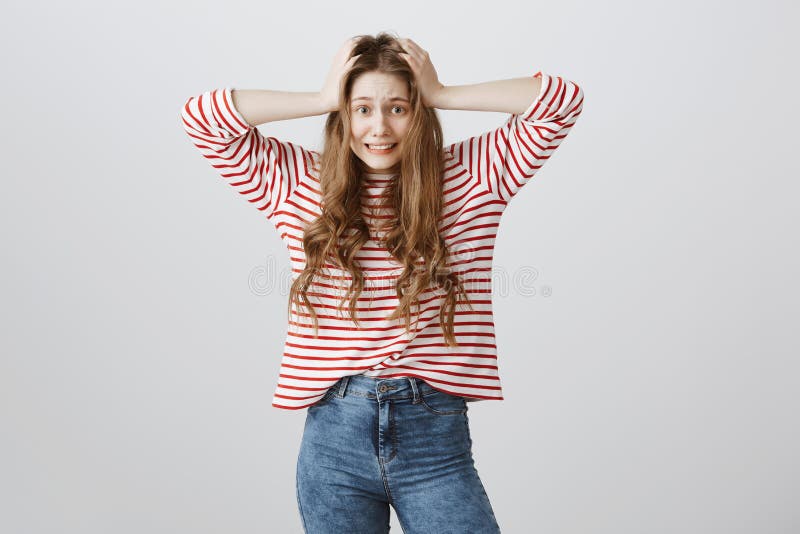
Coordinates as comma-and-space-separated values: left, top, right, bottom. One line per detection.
350, 72, 409, 101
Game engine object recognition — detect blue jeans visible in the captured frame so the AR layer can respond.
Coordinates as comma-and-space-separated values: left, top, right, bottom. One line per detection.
295, 374, 502, 533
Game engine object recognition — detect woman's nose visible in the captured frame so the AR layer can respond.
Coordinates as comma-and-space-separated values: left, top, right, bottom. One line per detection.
371, 113, 391, 133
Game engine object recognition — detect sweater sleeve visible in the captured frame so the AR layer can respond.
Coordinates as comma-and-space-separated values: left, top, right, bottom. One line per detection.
179, 87, 316, 220
445, 72, 584, 203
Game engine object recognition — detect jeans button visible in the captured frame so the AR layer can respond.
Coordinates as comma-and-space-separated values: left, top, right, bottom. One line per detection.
378, 384, 388, 393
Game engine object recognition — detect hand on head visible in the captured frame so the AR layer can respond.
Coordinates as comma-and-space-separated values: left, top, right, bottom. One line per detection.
320, 37, 362, 112
398, 37, 444, 108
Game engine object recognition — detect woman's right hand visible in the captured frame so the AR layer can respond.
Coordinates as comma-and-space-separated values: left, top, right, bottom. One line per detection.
319, 38, 361, 113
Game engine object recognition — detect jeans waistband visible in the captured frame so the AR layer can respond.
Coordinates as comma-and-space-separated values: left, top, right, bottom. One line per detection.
330, 374, 436, 402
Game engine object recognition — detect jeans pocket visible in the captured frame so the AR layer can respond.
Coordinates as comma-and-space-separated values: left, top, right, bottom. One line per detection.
419, 389, 468, 416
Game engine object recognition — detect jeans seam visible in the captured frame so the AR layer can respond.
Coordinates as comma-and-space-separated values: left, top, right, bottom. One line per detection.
419, 394, 468, 415
296, 471, 308, 533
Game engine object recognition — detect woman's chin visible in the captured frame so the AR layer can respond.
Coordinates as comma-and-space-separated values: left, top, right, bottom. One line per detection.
359, 158, 400, 174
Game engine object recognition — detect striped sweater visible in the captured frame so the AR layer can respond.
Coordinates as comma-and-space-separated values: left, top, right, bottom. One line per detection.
180, 71, 584, 410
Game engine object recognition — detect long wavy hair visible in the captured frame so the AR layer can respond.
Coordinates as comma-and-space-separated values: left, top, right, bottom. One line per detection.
287, 31, 473, 347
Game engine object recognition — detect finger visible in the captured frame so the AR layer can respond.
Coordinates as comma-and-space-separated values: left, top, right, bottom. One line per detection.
400, 43, 420, 63
400, 53, 418, 71
401, 38, 422, 54
404, 41, 426, 62
409, 40, 429, 60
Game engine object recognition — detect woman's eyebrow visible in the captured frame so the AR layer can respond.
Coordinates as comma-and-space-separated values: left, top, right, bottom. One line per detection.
352, 96, 409, 102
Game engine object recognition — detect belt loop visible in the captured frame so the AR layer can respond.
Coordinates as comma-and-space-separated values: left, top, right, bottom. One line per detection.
337, 375, 351, 398
408, 376, 420, 402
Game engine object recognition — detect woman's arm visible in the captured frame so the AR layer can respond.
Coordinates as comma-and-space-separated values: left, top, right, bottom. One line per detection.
397, 37, 542, 114
232, 38, 361, 126
431, 76, 543, 115
398, 38, 584, 202
179, 88, 318, 222
443, 71, 585, 202
178, 39, 361, 222
231, 89, 328, 127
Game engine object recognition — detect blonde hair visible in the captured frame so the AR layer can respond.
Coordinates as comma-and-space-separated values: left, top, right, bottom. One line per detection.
287, 31, 472, 346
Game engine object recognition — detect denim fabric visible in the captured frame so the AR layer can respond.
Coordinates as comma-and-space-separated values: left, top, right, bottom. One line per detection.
295, 374, 501, 533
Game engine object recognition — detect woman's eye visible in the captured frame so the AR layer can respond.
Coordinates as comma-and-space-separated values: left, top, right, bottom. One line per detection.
353, 105, 405, 114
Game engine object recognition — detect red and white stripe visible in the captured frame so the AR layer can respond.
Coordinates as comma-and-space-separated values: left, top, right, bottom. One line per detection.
180, 71, 584, 410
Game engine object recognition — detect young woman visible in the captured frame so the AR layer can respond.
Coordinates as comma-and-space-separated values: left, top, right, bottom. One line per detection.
181, 32, 583, 534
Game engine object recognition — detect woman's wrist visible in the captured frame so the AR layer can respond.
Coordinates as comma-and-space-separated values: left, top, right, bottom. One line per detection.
430, 84, 450, 110
315, 91, 335, 114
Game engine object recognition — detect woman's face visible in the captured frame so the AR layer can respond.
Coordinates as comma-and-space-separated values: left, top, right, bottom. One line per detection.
348, 71, 412, 174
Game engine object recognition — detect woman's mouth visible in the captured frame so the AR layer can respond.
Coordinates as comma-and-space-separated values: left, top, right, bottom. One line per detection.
365, 143, 397, 155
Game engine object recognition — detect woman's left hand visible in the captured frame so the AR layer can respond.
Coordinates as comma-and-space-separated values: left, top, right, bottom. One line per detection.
399, 38, 445, 108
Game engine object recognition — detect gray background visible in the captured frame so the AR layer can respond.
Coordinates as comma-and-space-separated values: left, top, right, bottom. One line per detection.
2, 0, 798, 532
